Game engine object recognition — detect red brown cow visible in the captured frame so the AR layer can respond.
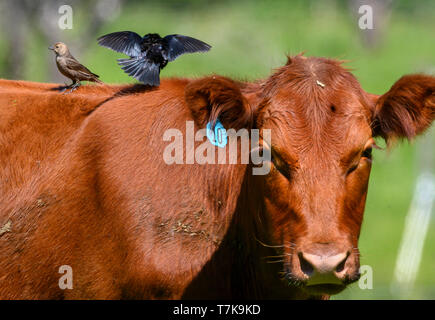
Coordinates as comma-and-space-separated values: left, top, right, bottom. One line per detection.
0, 55, 434, 299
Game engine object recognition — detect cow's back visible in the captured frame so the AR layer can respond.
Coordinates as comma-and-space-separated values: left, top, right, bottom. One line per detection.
0, 80, 118, 191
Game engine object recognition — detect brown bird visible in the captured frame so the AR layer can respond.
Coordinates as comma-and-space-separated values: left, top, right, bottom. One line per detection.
49, 42, 102, 93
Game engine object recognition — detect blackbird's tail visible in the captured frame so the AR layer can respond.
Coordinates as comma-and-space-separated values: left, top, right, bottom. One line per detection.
117, 57, 160, 86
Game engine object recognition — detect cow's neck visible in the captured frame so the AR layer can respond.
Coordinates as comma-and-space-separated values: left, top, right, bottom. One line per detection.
228, 169, 311, 298
226, 169, 273, 298
183, 165, 306, 299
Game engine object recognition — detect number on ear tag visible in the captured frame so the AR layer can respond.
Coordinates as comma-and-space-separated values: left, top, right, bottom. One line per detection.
206, 118, 227, 148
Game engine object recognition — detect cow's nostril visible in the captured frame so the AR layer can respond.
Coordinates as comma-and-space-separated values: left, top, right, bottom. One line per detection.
334, 253, 349, 273
298, 252, 314, 276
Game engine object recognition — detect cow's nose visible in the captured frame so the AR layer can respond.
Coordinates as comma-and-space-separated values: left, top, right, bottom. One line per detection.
298, 251, 349, 284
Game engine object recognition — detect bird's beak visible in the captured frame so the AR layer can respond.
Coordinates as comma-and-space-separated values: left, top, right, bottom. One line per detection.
48, 46, 54, 50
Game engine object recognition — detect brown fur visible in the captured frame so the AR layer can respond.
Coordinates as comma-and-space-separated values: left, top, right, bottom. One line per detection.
0, 55, 434, 299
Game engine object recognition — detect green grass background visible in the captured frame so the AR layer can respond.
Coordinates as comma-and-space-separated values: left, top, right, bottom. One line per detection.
1, 0, 434, 299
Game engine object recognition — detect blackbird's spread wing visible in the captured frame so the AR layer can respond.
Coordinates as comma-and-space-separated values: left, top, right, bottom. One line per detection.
97, 31, 143, 57
163, 35, 211, 61
65, 57, 99, 78
117, 57, 160, 86
99, 32, 210, 85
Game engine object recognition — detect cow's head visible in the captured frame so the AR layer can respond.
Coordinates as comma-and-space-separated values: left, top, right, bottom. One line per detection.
185, 55, 435, 296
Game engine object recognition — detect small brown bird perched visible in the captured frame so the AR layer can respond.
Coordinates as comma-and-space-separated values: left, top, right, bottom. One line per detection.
49, 42, 102, 93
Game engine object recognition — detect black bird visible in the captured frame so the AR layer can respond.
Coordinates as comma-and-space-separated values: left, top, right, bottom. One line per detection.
97, 31, 211, 86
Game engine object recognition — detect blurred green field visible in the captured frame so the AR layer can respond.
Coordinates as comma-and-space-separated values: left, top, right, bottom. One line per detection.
0, 0, 434, 299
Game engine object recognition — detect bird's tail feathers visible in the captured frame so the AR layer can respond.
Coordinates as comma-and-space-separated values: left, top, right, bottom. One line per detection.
84, 72, 103, 84
117, 57, 160, 86
93, 77, 103, 84
118, 58, 143, 77
138, 63, 160, 86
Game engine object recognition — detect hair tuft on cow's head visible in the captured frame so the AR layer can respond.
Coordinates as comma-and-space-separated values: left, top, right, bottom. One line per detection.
185, 76, 253, 130
371, 74, 435, 143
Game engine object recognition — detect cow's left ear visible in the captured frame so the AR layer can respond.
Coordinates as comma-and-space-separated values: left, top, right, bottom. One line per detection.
371, 74, 435, 142
185, 76, 253, 130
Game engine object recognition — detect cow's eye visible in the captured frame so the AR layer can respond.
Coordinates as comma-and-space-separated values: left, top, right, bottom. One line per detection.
271, 150, 291, 180
362, 147, 372, 159
347, 147, 373, 175
346, 140, 376, 175
347, 163, 359, 175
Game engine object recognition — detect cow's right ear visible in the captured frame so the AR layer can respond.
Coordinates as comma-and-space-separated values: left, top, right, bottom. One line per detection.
371, 74, 435, 143
185, 76, 253, 130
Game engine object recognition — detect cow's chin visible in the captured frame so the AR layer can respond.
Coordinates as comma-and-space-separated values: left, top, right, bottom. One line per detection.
282, 270, 358, 297
302, 283, 347, 296
282, 274, 348, 297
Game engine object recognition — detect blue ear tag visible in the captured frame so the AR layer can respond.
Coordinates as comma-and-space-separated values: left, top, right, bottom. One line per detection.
206, 118, 228, 148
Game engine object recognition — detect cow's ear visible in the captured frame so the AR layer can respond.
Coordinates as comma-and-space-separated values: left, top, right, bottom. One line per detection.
372, 74, 435, 143
185, 76, 253, 130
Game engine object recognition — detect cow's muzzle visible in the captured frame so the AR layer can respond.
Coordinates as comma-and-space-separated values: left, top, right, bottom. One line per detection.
285, 244, 361, 295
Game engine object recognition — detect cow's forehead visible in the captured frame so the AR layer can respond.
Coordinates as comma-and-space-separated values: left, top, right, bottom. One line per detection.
258, 55, 373, 158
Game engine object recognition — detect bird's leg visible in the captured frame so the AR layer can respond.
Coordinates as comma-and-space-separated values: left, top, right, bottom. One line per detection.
61, 81, 74, 94
72, 82, 81, 90
64, 81, 81, 94
59, 85, 69, 93
57, 81, 72, 93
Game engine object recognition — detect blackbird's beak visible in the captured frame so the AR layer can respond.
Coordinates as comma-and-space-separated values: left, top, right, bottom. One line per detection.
48, 46, 54, 50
